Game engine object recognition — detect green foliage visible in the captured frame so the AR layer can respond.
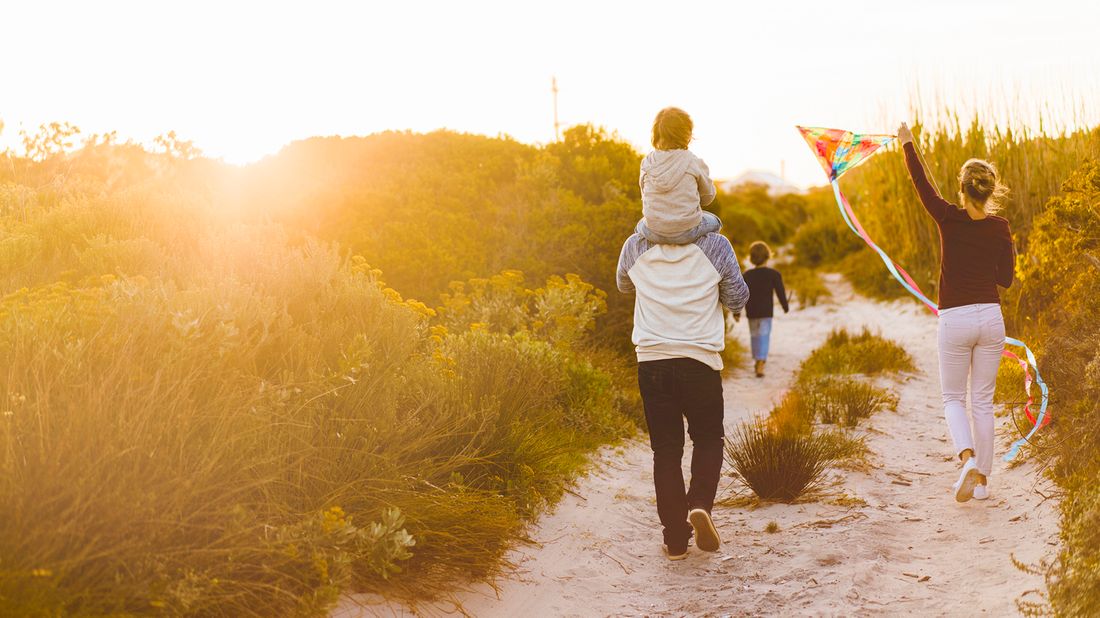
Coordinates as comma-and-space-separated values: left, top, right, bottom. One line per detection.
0, 136, 639, 614
783, 264, 831, 307
544, 124, 641, 204
1048, 482, 1100, 616
712, 184, 809, 255
796, 375, 899, 427
235, 127, 642, 350
1005, 152, 1100, 614
798, 328, 915, 379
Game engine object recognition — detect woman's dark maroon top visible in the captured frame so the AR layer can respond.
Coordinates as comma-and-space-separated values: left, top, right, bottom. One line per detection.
903, 142, 1016, 310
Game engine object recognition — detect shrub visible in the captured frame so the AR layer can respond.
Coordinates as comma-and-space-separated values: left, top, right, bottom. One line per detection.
782, 265, 831, 308
797, 375, 899, 427
1048, 482, 1100, 616
792, 213, 862, 267
798, 328, 914, 379
721, 335, 748, 372
1007, 154, 1100, 613
724, 418, 841, 502
0, 147, 639, 615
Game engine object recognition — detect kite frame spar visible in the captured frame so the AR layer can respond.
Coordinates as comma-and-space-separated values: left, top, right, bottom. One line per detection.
796, 125, 1050, 461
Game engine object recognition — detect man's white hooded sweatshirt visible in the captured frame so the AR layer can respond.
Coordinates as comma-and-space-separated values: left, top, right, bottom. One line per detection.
639, 149, 717, 235
616, 232, 749, 370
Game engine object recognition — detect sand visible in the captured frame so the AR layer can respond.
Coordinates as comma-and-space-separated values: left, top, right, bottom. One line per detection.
337, 274, 1059, 617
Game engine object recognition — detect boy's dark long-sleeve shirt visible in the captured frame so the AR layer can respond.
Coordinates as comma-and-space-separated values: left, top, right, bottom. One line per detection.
742, 267, 788, 319
903, 142, 1015, 310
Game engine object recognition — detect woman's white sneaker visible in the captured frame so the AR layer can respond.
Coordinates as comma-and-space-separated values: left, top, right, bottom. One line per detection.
953, 459, 981, 502
973, 484, 989, 500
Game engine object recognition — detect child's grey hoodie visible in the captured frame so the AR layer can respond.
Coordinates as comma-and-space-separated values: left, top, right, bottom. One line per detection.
639, 149, 717, 235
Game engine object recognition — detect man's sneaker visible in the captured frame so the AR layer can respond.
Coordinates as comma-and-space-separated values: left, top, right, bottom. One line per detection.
973, 484, 989, 501
953, 459, 981, 503
663, 544, 688, 561
754, 360, 765, 378
688, 508, 721, 552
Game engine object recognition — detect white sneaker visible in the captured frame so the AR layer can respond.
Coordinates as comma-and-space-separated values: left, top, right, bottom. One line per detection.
973, 484, 989, 500
953, 459, 981, 503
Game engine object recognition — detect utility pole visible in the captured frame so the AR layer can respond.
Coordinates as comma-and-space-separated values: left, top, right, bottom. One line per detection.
552, 76, 560, 141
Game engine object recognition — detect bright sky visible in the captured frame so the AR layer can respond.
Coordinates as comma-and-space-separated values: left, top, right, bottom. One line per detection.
2, 0, 1099, 187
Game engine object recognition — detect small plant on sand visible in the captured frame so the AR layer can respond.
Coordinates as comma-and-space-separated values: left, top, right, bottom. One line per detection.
765, 521, 780, 534
724, 419, 841, 502
797, 375, 899, 427
721, 335, 748, 372
798, 328, 915, 379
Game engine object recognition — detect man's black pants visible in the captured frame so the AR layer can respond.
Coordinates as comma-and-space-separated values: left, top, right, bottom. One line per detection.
637, 357, 725, 548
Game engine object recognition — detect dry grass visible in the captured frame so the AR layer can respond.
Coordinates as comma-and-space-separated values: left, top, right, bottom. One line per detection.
0, 131, 640, 615
797, 376, 899, 427
797, 328, 915, 380
724, 418, 844, 503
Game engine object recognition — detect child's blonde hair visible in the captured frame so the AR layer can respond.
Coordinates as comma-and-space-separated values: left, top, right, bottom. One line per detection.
749, 241, 771, 266
651, 107, 693, 150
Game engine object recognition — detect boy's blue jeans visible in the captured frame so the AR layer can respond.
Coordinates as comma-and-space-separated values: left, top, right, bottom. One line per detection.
636, 211, 722, 244
748, 317, 772, 361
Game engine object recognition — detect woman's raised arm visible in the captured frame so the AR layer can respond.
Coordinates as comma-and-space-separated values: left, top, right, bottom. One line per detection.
899, 123, 951, 222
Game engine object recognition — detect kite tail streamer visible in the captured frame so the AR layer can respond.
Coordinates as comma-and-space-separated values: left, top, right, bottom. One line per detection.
1003, 337, 1050, 461
827, 178, 1050, 461
830, 180, 938, 313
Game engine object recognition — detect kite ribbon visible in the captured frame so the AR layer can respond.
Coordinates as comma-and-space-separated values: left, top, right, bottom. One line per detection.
811, 132, 1050, 461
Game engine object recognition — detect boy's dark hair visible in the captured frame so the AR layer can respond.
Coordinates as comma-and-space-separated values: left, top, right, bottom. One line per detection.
749, 241, 771, 266
651, 107, 693, 150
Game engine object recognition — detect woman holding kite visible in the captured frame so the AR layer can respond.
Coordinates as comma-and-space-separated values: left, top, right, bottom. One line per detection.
897, 122, 1016, 503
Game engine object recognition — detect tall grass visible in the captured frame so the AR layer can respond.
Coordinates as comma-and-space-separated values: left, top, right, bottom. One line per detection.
793, 116, 1100, 305
0, 132, 640, 614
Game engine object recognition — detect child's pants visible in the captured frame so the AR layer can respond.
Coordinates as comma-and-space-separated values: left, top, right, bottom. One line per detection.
937, 303, 1005, 477
748, 317, 772, 361
636, 211, 722, 245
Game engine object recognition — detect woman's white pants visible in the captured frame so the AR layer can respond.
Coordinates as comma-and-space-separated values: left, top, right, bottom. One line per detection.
937, 303, 1005, 476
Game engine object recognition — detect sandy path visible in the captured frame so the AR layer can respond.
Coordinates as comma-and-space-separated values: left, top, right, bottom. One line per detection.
339, 274, 1059, 617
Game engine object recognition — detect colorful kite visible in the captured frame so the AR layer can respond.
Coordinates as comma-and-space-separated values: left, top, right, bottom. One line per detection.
797, 125, 1050, 461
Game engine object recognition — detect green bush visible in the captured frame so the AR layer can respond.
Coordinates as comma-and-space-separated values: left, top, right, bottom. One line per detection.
783, 265, 831, 308
798, 328, 915, 379
797, 375, 899, 427
0, 136, 640, 614
1005, 154, 1100, 613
